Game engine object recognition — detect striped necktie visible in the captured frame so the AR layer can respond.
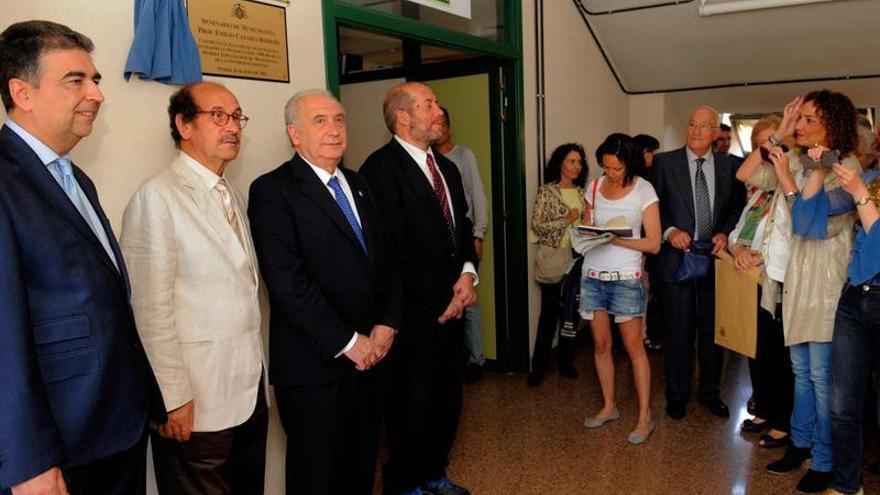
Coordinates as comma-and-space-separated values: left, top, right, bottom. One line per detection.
694, 157, 712, 240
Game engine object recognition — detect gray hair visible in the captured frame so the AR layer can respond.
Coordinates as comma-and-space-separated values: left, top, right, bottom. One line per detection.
284, 89, 339, 126
383, 83, 417, 133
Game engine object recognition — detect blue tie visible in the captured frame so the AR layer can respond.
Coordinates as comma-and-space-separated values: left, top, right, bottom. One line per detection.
51, 157, 119, 270
54, 158, 90, 219
328, 176, 367, 253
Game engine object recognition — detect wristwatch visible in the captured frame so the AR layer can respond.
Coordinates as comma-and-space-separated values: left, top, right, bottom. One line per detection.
855, 196, 871, 206
783, 191, 798, 202
768, 134, 784, 147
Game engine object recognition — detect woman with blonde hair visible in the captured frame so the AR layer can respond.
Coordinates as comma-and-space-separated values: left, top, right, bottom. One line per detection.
728, 115, 794, 449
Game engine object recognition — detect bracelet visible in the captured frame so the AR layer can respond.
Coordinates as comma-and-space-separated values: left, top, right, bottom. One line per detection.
768, 134, 784, 147
855, 196, 871, 206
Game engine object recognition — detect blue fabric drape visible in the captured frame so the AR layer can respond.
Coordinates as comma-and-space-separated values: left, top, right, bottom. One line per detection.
124, 0, 202, 85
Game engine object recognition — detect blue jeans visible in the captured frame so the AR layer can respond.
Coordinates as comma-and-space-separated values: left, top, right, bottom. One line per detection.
831, 284, 880, 493
464, 305, 485, 366
579, 277, 646, 318
789, 341, 833, 472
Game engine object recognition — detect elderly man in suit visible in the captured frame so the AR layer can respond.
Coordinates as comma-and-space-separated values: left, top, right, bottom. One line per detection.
0, 20, 164, 495
650, 106, 745, 421
248, 89, 402, 495
120, 82, 267, 494
360, 82, 478, 495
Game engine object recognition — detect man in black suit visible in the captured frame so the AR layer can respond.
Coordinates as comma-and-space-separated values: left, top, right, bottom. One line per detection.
0, 20, 164, 495
650, 106, 745, 420
360, 82, 478, 495
248, 89, 402, 495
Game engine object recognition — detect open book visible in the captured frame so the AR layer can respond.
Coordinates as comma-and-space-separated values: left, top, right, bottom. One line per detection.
575, 215, 633, 238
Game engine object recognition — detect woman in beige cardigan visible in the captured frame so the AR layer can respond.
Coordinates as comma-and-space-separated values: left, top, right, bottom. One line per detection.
528, 143, 587, 387
737, 90, 860, 494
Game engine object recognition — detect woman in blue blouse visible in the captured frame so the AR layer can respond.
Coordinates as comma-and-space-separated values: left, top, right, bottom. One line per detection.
792, 163, 880, 495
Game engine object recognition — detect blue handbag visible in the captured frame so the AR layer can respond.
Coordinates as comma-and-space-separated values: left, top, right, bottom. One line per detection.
674, 240, 715, 283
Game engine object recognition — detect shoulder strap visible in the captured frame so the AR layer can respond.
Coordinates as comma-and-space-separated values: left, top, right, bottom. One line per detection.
591, 177, 600, 206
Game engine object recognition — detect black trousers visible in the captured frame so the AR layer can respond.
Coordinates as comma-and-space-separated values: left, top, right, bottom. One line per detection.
62, 428, 149, 495
384, 318, 465, 494
748, 303, 793, 432
530, 282, 575, 375
661, 280, 723, 405
151, 391, 268, 495
275, 369, 383, 495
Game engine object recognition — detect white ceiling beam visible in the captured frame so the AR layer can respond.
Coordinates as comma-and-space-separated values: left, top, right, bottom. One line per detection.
699, 0, 846, 16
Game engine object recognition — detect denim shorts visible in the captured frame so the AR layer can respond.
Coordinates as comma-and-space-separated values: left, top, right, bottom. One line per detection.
579, 276, 646, 322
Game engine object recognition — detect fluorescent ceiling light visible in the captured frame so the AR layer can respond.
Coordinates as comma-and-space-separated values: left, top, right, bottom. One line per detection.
699, 0, 845, 16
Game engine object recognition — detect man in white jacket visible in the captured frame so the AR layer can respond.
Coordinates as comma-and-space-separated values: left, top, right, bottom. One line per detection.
120, 81, 267, 494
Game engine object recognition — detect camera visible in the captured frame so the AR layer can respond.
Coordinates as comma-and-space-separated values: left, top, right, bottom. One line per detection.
759, 144, 790, 163
801, 149, 841, 170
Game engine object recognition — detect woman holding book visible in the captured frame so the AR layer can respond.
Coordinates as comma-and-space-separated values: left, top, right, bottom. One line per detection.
579, 133, 661, 445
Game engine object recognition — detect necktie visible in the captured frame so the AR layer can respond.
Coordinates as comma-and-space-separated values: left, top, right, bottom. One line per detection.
328, 176, 367, 253
52, 157, 119, 270
694, 157, 712, 241
54, 158, 90, 222
425, 154, 456, 245
215, 178, 246, 250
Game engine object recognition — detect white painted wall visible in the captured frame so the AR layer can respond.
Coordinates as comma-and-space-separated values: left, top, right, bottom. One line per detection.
521, 0, 630, 358
340, 78, 402, 171
2, 1, 327, 493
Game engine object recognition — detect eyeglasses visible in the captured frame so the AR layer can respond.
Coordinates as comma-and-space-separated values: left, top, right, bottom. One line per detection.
196, 109, 250, 129
688, 122, 717, 132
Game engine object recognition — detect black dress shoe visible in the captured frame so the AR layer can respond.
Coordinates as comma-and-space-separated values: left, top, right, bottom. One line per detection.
558, 364, 578, 379
766, 445, 812, 474
425, 477, 470, 495
527, 371, 543, 387
698, 398, 730, 418
463, 364, 483, 383
796, 469, 832, 493
666, 402, 686, 420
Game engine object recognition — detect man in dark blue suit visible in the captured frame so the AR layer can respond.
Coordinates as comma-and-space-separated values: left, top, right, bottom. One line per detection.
650, 106, 745, 421
249, 89, 402, 495
0, 20, 163, 495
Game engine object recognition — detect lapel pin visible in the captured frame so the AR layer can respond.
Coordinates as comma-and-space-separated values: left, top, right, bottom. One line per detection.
357, 190, 364, 197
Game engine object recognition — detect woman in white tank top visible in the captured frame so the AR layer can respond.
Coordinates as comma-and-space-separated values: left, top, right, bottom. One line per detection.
579, 134, 661, 445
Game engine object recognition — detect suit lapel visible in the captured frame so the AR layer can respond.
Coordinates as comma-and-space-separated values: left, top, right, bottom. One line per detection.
343, 168, 376, 264
712, 153, 729, 227
172, 159, 251, 273
672, 148, 696, 228
291, 155, 366, 256
390, 140, 450, 234
2, 127, 122, 279
75, 169, 130, 287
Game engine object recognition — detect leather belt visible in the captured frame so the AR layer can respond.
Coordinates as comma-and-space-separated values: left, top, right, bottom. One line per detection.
586, 269, 641, 282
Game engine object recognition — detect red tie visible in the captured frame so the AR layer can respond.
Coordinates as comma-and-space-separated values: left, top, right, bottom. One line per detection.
426, 153, 455, 237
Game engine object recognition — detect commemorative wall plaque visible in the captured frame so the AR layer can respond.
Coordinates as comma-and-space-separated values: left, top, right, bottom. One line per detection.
187, 0, 289, 82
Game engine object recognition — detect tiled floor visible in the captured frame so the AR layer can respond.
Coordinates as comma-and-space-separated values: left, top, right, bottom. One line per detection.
437, 349, 880, 495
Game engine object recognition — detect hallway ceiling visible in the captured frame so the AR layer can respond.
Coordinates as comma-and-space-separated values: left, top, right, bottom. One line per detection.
574, 0, 880, 93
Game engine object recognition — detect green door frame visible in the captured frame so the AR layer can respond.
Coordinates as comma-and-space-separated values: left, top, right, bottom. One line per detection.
322, 0, 530, 372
